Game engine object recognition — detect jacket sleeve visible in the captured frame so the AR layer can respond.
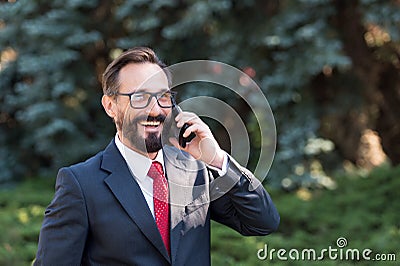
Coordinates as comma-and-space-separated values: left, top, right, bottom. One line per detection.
34, 167, 88, 266
209, 155, 280, 236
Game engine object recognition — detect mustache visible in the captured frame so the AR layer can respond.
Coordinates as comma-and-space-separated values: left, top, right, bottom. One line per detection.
132, 114, 166, 124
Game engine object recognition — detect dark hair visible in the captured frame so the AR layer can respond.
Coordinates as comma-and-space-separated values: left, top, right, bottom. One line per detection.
102, 47, 170, 96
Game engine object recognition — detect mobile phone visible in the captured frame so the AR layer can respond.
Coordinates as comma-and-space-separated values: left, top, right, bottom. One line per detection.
171, 105, 196, 148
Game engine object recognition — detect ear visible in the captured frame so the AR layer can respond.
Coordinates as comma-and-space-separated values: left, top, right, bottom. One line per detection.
101, 95, 117, 119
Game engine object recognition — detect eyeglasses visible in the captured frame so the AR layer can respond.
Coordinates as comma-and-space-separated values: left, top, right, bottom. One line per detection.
114, 90, 177, 109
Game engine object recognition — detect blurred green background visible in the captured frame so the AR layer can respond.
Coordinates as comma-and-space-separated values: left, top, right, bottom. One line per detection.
0, 0, 399, 265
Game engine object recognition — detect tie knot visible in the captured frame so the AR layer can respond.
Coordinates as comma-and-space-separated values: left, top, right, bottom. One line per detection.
148, 161, 164, 180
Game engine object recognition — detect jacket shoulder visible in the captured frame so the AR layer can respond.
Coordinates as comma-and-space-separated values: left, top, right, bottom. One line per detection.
68, 150, 104, 173
60, 141, 118, 183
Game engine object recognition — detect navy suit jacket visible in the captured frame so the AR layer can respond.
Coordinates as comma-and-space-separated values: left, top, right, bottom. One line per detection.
35, 140, 279, 265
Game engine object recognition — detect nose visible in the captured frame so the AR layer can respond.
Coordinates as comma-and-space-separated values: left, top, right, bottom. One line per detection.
146, 96, 162, 116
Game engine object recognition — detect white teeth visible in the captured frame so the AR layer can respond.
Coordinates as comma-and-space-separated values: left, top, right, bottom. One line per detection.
140, 121, 161, 126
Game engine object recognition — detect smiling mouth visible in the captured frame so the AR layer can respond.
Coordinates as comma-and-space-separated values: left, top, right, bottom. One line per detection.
139, 121, 161, 127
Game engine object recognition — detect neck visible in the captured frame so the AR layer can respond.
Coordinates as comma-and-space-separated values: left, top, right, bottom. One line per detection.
146, 152, 158, 160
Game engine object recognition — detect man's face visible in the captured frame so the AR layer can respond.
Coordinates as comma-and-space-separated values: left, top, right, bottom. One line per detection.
114, 63, 172, 154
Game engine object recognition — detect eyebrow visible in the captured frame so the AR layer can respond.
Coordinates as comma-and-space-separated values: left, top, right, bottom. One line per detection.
133, 88, 170, 93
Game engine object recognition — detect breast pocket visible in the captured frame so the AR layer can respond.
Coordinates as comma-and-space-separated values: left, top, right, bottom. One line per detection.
181, 192, 210, 234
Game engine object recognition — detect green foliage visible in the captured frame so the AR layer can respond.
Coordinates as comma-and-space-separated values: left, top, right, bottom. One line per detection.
0, 0, 112, 182
0, 177, 54, 265
1, 0, 399, 185
361, 0, 400, 41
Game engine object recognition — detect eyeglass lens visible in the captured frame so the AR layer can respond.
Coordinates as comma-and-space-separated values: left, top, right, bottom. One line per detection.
130, 91, 174, 108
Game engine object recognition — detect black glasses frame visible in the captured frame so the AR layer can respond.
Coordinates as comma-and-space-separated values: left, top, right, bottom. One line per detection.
114, 90, 177, 109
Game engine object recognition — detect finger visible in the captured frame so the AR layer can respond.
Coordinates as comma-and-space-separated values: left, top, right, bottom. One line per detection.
176, 113, 198, 127
174, 112, 182, 122
176, 117, 196, 128
182, 124, 199, 138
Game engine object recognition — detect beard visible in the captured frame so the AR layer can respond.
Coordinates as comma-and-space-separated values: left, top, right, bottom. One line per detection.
116, 111, 166, 153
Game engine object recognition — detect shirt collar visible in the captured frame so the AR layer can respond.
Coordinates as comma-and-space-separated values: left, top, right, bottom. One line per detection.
114, 134, 165, 181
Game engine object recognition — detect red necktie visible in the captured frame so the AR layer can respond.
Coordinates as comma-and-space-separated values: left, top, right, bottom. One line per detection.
148, 161, 170, 255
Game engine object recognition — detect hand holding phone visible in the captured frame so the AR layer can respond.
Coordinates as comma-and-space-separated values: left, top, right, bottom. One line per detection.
172, 105, 196, 148
166, 101, 225, 168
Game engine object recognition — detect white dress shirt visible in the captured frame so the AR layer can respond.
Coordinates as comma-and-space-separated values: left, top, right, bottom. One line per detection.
115, 135, 162, 217
114, 134, 228, 218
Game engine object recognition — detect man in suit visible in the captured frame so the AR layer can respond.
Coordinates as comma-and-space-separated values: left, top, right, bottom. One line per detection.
34, 47, 280, 265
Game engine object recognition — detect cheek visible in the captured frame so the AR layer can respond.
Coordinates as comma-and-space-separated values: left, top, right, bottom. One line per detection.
163, 108, 172, 117
121, 108, 140, 122
117, 109, 125, 122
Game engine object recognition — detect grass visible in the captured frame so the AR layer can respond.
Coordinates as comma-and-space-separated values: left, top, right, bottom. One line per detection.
0, 177, 55, 265
0, 166, 399, 265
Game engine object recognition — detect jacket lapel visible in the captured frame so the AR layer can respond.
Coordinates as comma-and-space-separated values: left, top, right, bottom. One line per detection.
101, 140, 171, 262
163, 146, 210, 265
